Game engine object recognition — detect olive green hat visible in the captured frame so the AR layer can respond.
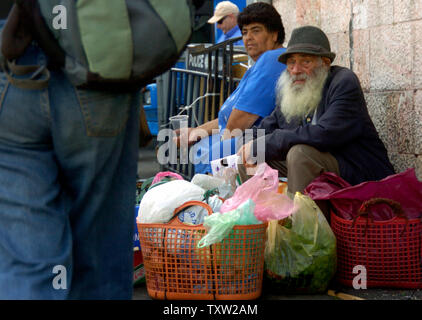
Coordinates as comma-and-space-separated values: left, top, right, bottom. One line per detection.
278, 25, 336, 64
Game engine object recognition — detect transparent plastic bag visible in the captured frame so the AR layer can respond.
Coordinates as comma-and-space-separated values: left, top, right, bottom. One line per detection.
205, 195, 223, 213
264, 193, 337, 294
197, 199, 259, 248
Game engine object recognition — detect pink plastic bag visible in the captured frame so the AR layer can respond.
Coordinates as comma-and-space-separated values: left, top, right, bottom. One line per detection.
151, 171, 184, 185
304, 168, 422, 221
220, 163, 294, 222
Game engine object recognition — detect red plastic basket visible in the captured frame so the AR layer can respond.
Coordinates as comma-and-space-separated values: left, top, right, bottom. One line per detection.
137, 201, 267, 300
331, 198, 422, 288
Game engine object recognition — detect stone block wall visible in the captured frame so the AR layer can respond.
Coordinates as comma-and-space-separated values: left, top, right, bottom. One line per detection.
273, 0, 422, 180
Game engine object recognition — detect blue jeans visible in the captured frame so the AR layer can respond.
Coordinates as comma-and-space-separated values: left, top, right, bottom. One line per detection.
0, 44, 140, 299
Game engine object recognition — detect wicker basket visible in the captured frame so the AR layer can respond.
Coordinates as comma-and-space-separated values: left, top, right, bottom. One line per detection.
331, 198, 422, 288
137, 201, 267, 300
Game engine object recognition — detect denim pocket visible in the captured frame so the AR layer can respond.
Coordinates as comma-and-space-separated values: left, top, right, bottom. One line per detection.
76, 88, 132, 137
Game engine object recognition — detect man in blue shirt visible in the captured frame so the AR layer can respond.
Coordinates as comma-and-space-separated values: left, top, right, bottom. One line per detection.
208, 1, 243, 46
175, 3, 286, 174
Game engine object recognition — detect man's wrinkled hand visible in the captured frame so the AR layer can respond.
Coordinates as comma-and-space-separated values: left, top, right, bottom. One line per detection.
237, 140, 257, 168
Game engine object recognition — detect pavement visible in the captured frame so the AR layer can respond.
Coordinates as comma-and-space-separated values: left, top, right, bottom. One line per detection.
137, 139, 161, 180
133, 282, 422, 301
134, 138, 422, 301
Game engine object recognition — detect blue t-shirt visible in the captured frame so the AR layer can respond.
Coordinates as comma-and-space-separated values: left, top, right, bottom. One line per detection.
216, 25, 243, 46
193, 47, 287, 174
218, 47, 287, 132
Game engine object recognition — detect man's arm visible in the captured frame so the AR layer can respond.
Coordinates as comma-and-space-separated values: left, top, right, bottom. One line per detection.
173, 118, 219, 146
222, 109, 259, 140
236, 107, 281, 163
237, 106, 281, 146
1, 5, 32, 60
196, 118, 219, 135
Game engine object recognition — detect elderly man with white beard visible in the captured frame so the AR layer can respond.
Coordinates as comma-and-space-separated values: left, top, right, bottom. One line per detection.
237, 25, 395, 219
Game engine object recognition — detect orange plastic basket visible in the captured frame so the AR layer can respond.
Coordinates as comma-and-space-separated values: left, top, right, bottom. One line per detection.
331, 198, 422, 288
137, 201, 267, 300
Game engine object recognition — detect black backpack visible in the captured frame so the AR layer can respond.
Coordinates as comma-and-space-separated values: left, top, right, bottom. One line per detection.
1, 0, 197, 92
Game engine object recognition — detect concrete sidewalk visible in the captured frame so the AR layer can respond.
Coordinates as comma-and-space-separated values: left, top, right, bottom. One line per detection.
137, 139, 161, 180
133, 282, 422, 300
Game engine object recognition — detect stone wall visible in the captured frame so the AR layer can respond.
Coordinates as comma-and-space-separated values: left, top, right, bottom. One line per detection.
273, 0, 422, 180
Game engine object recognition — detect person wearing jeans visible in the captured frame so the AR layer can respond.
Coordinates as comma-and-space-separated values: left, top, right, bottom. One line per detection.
0, 18, 140, 299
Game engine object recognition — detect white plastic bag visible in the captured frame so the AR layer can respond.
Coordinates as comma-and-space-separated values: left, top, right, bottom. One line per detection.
191, 174, 225, 191
191, 172, 233, 199
137, 180, 205, 224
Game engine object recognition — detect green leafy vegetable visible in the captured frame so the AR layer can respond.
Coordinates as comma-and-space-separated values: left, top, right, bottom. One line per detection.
264, 193, 337, 294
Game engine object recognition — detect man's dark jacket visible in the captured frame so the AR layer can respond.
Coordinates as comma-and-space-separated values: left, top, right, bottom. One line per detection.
250, 66, 395, 185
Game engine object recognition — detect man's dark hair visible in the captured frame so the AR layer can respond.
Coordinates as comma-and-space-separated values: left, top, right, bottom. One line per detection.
237, 2, 285, 44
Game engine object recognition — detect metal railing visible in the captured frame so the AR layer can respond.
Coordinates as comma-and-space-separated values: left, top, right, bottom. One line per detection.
158, 37, 247, 179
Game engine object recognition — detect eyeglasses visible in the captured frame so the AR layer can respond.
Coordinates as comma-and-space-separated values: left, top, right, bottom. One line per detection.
217, 16, 227, 25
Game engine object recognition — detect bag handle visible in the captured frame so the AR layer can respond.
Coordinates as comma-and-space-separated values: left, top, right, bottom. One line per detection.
167, 200, 213, 227
352, 198, 408, 236
151, 171, 184, 185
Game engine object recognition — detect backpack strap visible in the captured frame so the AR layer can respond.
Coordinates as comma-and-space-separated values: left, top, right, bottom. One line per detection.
15, 0, 65, 70
1, 4, 32, 61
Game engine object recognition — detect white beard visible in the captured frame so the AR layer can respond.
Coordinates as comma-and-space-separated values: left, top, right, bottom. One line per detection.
276, 65, 329, 123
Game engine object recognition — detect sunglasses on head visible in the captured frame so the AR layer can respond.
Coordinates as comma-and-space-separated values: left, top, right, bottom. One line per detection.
217, 16, 227, 24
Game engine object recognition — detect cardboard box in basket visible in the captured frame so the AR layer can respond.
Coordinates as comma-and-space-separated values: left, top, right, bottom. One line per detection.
231, 54, 248, 79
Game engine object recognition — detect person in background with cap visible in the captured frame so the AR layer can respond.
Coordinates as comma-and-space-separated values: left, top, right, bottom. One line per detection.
237, 25, 395, 219
208, 1, 243, 46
